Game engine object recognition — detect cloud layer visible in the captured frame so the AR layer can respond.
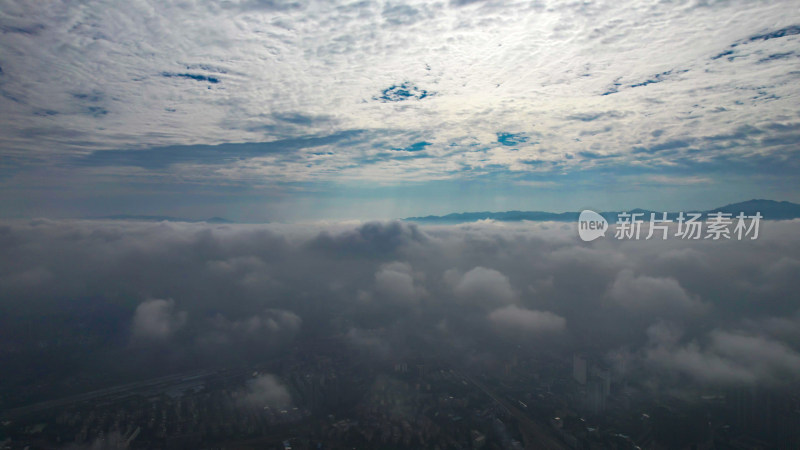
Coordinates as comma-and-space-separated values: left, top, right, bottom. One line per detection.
0, 0, 799, 219
1, 218, 800, 392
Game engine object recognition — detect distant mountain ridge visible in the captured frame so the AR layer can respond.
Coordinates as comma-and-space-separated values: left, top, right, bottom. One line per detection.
404, 199, 800, 224
94, 214, 234, 224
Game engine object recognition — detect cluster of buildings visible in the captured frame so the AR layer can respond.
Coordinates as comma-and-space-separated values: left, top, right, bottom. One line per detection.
2, 343, 800, 449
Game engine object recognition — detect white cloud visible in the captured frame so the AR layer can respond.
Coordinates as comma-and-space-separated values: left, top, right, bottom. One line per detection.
373, 261, 426, 303
450, 266, 517, 305
646, 323, 800, 386
607, 269, 708, 315
209, 309, 301, 340
131, 298, 187, 341
235, 374, 292, 409
488, 304, 565, 334
0, 0, 797, 186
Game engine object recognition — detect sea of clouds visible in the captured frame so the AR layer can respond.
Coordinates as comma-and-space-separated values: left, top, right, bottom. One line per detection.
2, 218, 799, 395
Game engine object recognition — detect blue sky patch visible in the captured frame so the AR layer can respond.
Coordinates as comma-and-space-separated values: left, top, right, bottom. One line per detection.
375, 83, 432, 102
162, 72, 221, 84
496, 132, 528, 146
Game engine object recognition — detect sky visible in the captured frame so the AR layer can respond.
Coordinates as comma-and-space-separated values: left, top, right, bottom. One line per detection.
0, 0, 799, 221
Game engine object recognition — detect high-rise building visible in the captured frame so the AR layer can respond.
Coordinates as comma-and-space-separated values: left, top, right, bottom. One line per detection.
572, 355, 587, 385
586, 378, 606, 414
589, 364, 611, 397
